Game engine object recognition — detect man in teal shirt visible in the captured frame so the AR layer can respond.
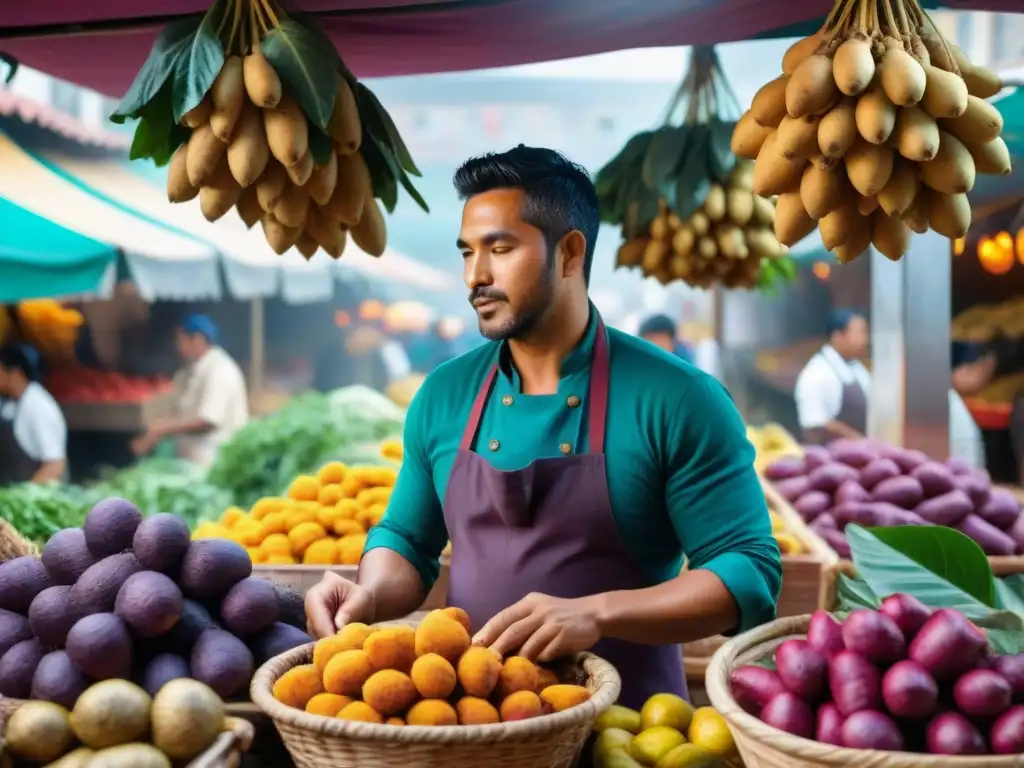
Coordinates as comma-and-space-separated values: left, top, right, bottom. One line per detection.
306, 145, 781, 707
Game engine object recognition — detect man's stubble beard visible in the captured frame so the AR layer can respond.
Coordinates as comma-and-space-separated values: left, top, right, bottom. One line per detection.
478, 267, 556, 342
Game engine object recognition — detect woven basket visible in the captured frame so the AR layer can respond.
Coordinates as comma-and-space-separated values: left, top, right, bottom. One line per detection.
251, 641, 621, 768
0, 699, 254, 767
706, 615, 1024, 768
0, 520, 35, 562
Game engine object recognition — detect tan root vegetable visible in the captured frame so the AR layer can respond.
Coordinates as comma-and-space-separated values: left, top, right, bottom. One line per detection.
210, 56, 245, 142
166, 144, 198, 203
734, 0, 1008, 261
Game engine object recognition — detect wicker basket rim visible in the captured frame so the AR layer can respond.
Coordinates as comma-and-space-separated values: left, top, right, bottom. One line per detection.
705, 614, 1024, 767
251, 642, 621, 744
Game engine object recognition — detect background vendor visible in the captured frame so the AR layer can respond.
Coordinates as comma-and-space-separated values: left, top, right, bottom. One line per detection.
794, 309, 871, 444
131, 314, 249, 467
306, 145, 782, 710
0, 345, 67, 484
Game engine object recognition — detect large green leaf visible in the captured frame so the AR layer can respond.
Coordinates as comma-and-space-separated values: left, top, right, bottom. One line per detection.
640, 126, 688, 193
595, 132, 651, 199
707, 118, 738, 184
362, 138, 399, 213
111, 16, 203, 124
355, 83, 421, 177
308, 125, 334, 166
262, 19, 339, 131
129, 85, 189, 167
833, 571, 879, 614
854, 524, 997, 607
171, 0, 226, 122
997, 574, 1024, 615
673, 126, 711, 220
289, 12, 344, 69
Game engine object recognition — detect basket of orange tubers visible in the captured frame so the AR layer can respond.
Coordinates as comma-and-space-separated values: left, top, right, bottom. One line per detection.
250, 607, 621, 768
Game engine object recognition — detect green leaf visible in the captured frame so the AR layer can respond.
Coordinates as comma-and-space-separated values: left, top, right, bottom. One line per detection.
641, 127, 688, 193
129, 85, 189, 166
355, 83, 421, 177
308, 125, 333, 166
111, 15, 203, 124
262, 19, 340, 131
361, 138, 398, 213
672, 127, 711, 220
997, 575, 1024, 614
596, 132, 651, 198
986, 629, 1024, 655
171, 0, 226, 122
289, 12, 344, 70
834, 572, 879, 614
707, 119, 738, 184
847, 525, 997, 609
0, 54, 19, 84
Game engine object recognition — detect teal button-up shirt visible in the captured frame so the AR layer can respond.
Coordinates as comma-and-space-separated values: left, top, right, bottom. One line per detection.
365, 308, 781, 634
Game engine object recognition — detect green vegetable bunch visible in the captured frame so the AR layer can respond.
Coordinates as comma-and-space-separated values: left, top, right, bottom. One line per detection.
0, 484, 96, 545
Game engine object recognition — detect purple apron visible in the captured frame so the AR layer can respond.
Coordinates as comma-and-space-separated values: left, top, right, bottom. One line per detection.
803, 351, 868, 446
442, 318, 687, 711
0, 400, 41, 486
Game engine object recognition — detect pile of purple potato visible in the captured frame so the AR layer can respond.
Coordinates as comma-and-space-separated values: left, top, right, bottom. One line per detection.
765, 438, 1023, 557
0, 497, 312, 708
732, 597, 1024, 755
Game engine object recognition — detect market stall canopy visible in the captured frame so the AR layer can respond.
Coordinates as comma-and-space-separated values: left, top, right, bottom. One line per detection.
0, 132, 220, 301
0, 195, 116, 302
0, 86, 129, 149
0, 0, 1014, 97
32, 151, 456, 298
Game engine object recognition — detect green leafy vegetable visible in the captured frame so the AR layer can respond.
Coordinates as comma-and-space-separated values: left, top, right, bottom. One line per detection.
171, 0, 227, 121
0, 484, 95, 545
262, 19, 340, 131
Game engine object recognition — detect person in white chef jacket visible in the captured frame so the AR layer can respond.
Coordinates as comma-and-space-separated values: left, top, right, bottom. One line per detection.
794, 309, 872, 445
131, 314, 249, 467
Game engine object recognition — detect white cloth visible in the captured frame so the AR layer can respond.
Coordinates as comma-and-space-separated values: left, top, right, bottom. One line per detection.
949, 389, 985, 468
0, 382, 66, 462
170, 346, 249, 467
794, 345, 871, 429
381, 340, 412, 383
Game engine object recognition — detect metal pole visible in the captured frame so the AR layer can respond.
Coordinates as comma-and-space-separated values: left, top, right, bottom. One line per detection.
867, 231, 951, 456
249, 298, 265, 396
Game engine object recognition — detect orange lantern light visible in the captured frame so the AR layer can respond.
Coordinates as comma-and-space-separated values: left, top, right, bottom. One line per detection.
1016, 228, 1024, 264
996, 231, 1013, 252
953, 237, 966, 256
358, 299, 385, 320
812, 261, 831, 281
978, 235, 1015, 275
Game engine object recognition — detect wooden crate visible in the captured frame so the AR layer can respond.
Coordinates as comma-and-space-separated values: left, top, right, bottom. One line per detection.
251, 562, 449, 611
60, 392, 176, 432
682, 480, 838, 684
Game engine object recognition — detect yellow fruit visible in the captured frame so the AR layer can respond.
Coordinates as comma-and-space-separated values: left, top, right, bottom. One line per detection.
750, 75, 789, 128
167, 144, 198, 203
641, 694, 693, 733
210, 56, 245, 142
654, 743, 718, 768
687, 707, 736, 757
288, 475, 320, 501
264, 96, 309, 167
186, 122, 226, 186
786, 53, 839, 117
832, 36, 875, 96
243, 44, 282, 108
630, 726, 687, 766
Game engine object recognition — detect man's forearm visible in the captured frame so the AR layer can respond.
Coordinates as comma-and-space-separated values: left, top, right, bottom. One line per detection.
826, 419, 862, 439
154, 416, 214, 438
31, 460, 66, 483
356, 548, 428, 622
589, 569, 739, 646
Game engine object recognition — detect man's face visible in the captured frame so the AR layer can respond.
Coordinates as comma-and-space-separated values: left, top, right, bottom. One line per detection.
642, 332, 675, 353
458, 188, 556, 341
840, 316, 869, 358
175, 329, 200, 362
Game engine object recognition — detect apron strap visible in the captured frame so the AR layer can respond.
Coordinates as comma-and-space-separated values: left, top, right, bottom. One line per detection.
460, 366, 499, 452
459, 317, 612, 455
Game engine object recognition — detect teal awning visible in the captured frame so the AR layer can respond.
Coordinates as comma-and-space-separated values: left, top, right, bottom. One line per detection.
994, 88, 1024, 158
0, 194, 115, 302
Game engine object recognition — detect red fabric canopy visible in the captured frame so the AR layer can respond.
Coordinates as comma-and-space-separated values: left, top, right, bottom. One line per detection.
0, 0, 1017, 99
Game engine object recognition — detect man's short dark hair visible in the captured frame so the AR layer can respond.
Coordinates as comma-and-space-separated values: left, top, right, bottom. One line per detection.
0, 345, 41, 382
453, 145, 600, 284
638, 314, 677, 338
826, 308, 863, 337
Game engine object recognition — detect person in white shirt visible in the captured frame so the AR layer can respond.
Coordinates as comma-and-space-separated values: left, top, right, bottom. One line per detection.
949, 346, 996, 469
131, 314, 249, 467
0, 345, 67, 484
794, 309, 871, 445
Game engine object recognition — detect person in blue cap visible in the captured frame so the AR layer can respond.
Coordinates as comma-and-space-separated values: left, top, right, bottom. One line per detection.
131, 314, 249, 467
0, 344, 67, 484
638, 314, 695, 365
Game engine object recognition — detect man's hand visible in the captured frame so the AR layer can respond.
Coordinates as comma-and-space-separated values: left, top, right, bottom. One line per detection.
471, 592, 602, 662
305, 571, 376, 638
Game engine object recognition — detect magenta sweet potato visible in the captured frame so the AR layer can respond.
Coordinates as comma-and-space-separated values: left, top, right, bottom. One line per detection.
879, 445, 928, 474
828, 439, 877, 469
910, 462, 956, 498
871, 476, 924, 509
978, 488, 1021, 530
808, 463, 859, 494
859, 458, 902, 491
869, 503, 927, 527
803, 445, 831, 471
764, 456, 806, 481
794, 491, 831, 521
774, 476, 811, 503
833, 502, 876, 529
835, 480, 870, 505
914, 489, 973, 526
810, 512, 837, 531
960, 514, 1017, 556
820, 529, 851, 557
955, 470, 991, 508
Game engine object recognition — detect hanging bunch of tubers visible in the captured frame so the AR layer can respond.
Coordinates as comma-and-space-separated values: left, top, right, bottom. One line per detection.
598, 47, 793, 291
114, 0, 426, 261
733, 0, 1009, 262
